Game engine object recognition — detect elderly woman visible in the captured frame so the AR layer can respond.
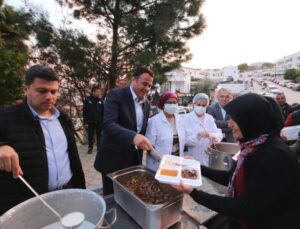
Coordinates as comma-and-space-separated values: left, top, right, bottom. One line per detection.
145, 92, 185, 171
184, 93, 222, 166
173, 93, 300, 229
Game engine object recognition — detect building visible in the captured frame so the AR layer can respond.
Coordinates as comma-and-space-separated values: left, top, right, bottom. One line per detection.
161, 67, 200, 93
205, 66, 239, 81
275, 51, 300, 75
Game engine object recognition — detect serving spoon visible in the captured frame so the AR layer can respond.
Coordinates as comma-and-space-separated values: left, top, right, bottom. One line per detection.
18, 176, 85, 228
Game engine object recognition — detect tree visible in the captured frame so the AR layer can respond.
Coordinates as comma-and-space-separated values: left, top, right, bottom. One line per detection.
58, 0, 206, 88
238, 63, 248, 72
0, 1, 33, 107
29, 15, 108, 129
284, 68, 300, 82
190, 78, 215, 97
262, 62, 274, 69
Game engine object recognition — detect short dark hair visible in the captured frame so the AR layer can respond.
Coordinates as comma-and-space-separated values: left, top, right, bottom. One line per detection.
25, 65, 58, 86
133, 66, 153, 79
91, 85, 100, 94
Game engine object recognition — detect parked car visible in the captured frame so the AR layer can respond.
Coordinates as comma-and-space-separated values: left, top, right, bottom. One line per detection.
257, 91, 275, 99
292, 84, 300, 91
267, 85, 281, 95
178, 106, 191, 115
287, 82, 295, 89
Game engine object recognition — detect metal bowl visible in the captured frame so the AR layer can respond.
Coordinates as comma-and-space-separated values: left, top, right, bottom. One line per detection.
0, 189, 106, 229
206, 142, 240, 171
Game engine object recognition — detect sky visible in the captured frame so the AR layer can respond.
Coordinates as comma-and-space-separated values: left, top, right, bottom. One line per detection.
5, 0, 300, 69
184, 0, 300, 69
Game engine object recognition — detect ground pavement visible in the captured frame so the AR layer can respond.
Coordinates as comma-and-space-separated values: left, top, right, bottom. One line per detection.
78, 144, 147, 189
77, 144, 102, 189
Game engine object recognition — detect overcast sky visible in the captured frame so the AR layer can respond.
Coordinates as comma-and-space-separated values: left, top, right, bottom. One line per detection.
184, 0, 300, 69
6, 0, 300, 69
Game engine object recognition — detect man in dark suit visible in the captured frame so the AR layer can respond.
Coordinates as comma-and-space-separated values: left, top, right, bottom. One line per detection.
94, 66, 155, 195
207, 88, 235, 143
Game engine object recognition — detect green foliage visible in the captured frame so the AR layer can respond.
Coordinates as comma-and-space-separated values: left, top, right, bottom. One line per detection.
284, 68, 300, 82
59, 0, 206, 88
190, 78, 215, 97
262, 62, 275, 69
0, 2, 33, 107
0, 49, 26, 107
238, 63, 248, 72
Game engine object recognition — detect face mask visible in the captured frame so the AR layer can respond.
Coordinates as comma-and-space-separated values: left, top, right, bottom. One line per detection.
194, 105, 206, 115
164, 104, 178, 115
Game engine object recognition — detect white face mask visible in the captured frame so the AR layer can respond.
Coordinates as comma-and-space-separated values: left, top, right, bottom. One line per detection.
164, 104, 178, 115
194, 105, 206, 115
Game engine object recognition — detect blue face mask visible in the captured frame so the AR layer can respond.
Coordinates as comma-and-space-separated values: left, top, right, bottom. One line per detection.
194, 105, 206, 115
164, 104, 178, 115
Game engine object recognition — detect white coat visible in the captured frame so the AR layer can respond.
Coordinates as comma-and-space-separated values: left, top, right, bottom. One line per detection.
145, 111, 186, 171
184, 111, 222, 166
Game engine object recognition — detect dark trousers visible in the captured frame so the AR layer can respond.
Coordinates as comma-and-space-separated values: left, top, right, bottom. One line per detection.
102, 173, 114, 196
87, 123, 101, 150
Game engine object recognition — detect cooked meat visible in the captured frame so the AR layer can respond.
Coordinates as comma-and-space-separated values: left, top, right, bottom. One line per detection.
123, 174, 175, 204
181, 169, 198, 179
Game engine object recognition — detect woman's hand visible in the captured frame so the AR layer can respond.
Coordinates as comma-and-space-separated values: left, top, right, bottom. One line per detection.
171, 182, 194, 194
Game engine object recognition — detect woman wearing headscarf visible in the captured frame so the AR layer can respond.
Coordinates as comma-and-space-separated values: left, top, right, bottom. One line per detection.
184, 93, 222, 166
173, 93, 300, 229
145, 92, 186, 171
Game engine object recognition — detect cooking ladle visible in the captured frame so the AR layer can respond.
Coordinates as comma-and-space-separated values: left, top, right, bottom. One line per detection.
18, 176, 85, 228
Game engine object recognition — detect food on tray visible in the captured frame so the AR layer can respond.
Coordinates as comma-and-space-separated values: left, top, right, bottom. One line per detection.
181, 169, 198, 179
155, 155, 202, 187
161, 159, 180, 169
123, 174, 175, 204
160, 169, 178, 177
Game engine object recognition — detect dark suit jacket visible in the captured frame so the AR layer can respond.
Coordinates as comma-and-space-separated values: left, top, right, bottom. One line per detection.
207, 102, 235, 143
94, 86, 150, 174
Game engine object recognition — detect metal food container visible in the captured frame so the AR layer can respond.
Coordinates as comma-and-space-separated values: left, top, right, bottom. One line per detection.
206, 142, 240, 171
108, 166, 184, 229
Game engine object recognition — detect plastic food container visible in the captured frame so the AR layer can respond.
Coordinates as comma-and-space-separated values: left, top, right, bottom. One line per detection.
155, 155, 202, 187
281, 125, 300, 141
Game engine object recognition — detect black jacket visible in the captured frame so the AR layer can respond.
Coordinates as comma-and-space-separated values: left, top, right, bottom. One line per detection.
207, 102, 235, 143
195, 137, 300, 228
94, 86, 150, 174
281, 103, 292, 120
0, 103, 85, 215
193, 93, 300, 229
83, 96, 104, 124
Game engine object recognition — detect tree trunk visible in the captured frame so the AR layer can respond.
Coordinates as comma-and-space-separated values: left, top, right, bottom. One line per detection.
108, 0, 120, 89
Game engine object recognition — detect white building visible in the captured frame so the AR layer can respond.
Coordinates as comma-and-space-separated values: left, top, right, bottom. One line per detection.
161, 67, 204, 93
275, 51, 300, 75
205, 66, 239, 81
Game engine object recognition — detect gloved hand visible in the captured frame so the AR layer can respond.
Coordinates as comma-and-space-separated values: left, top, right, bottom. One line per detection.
198, 131, 210, 138
208, 132, 222, 143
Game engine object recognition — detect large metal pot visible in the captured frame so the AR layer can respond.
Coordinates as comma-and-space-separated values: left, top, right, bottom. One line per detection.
108, 166, 183, 229
0, 189, 106, 229
206, 142, 240, 171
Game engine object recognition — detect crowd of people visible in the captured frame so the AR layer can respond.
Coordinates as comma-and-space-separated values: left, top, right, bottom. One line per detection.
0, 64, 300, 228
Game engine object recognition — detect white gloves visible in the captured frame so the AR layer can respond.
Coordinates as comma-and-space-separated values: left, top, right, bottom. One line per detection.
198, 131, 222, 143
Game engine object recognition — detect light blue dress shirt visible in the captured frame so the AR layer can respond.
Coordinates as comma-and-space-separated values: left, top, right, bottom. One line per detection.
130, 86, 145, 133
28, 104, 72, 191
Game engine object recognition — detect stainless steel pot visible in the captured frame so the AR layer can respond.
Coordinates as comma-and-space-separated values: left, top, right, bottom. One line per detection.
0, 189, 106, 229
206, 142, 240, 171
108, 166, 183, 229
